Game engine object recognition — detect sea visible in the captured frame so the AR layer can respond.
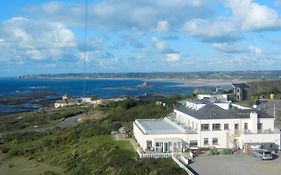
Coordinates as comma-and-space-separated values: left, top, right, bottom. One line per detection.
0, 78, 214, 115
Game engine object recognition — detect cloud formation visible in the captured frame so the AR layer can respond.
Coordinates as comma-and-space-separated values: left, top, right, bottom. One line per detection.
0, 17, 77, 62
184, 18, 241, 42
225, 0, 281, 31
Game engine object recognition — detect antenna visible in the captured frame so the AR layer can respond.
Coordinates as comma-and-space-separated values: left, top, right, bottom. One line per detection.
82, 0, 88, 97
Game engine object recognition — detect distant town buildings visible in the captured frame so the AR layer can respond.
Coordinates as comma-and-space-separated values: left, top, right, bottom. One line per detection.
232, 82, 251, 101
54, 95, 80, 108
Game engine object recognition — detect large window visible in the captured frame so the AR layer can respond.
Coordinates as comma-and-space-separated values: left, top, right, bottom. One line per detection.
224, 124, 229, 130
204, 138, 209, 145
212, 138, 219, 145
201, 124, 209, 131
212, 123, 221, 130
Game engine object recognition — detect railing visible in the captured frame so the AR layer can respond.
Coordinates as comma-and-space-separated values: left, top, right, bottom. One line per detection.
172, 154, 198, 175
232, 128, 280, 135
137, 148, 172, 158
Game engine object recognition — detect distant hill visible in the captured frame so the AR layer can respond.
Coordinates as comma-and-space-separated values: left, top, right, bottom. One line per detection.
248, 80, 281, 94
19, 70, 281, 80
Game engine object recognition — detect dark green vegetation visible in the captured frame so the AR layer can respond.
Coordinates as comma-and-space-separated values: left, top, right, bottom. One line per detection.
235, 80, 281, 107
248, 80, 281, 96
0, 96, 187, 175
0, 107, 83, 132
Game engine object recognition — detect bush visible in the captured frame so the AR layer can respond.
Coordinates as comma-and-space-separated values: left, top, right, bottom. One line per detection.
221, 148, 233, 155
209, 147, 220, 155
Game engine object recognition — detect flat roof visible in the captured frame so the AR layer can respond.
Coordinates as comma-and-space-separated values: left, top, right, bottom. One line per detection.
135, 119, 186, 135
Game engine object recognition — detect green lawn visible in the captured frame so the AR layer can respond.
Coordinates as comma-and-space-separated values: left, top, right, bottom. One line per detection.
0, 154, 64, 175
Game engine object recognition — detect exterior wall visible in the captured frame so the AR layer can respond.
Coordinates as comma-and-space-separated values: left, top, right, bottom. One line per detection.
259, 118, 275, 131
240, 133, 281, 150
174, 110, 200, 131
197, 94, 228, 101
199, 130, 228, 148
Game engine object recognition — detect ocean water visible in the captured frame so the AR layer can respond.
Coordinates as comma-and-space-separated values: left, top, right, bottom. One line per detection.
0, 78, 213, 114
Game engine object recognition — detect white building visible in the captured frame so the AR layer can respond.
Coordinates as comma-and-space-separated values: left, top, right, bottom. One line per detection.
133, 99, 280, 157
197, 94, 229, 101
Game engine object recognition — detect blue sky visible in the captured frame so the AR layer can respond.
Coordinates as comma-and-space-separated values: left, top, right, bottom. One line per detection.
1, 0, 281, 76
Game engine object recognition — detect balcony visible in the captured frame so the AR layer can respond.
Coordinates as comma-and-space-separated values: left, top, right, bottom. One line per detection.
241, 128, 280, 134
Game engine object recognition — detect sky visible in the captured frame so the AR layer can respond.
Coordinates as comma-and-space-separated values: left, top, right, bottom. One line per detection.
1, 0, 281, 76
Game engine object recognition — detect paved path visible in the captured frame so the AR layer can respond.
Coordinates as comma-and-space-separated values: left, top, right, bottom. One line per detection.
0, 114, 83, 135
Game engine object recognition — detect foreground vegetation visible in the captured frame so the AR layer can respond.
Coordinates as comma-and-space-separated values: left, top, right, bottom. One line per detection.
0, 107, 83, 133
0, 96, 188, 175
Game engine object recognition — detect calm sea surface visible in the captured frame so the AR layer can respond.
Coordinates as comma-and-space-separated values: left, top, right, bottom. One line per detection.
0, 78, 213, 115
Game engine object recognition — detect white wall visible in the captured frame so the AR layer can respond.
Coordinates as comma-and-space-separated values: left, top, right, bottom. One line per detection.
240, 133, 281, 150
174, 110, 200, 131
259, 118, 275, 131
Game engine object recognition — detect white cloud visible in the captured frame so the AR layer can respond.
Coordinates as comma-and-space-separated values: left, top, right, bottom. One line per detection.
249, 46, 263, 55
25, 0, 214, 31
152, 38, 174, 54
184, 18, 241, 42
165, 53, 181, 62
0, 17, 77, 61
212, 43, 247, 53
225, 0, 281, 31
154, 41, 168, 53
213, 42, 264, 57
155, 20, 169, 32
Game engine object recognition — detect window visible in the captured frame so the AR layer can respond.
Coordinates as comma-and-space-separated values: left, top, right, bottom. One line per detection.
146, 140, 152, 149
224, 124, 229, 130
244, 123, 248, 130
236, 95, 240, 100
257, 123, 262, 130
156, 142, 162, 147
212, 138, 218, 145
189, 140, 198, 147
204, 138, 209, 145
212, 123, 221, 130
234, 124, 239, 130
201, 124, 209, 131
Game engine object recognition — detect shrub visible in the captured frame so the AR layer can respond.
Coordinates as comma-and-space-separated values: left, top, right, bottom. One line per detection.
221, 148, 233, 155
209, 147, 220, 155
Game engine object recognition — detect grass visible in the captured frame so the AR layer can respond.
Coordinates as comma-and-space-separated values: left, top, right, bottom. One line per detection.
0, 154, 64, 175
0, 106, 83, 132
0, 98, 187, 174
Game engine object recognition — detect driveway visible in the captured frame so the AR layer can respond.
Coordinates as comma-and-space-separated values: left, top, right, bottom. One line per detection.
257, 99, 281, 117
189, 152, 281, 175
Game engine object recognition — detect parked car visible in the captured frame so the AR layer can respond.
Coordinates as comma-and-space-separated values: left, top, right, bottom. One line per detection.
251, 149, 273, 160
